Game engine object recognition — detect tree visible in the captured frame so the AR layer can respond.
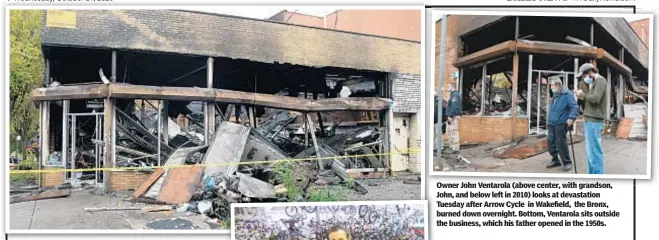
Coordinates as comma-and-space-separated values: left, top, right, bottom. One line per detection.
10, 10, 43, 145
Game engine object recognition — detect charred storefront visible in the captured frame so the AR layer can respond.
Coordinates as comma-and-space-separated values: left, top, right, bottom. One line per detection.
32, 8, 422, 208
436, 15, 649, 144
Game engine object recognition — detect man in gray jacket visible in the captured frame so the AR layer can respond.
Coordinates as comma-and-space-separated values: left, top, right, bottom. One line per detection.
575, 63, 607, 174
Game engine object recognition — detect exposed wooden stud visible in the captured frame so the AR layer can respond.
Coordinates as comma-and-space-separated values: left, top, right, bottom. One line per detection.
248, 107, 255, 127
511, 53, 520, 140
305, 114, 323, 170
103, 98, 114, 193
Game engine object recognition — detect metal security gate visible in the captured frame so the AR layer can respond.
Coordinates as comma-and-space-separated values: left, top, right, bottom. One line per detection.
527, 55, 580, 135
66, 112, 104, 188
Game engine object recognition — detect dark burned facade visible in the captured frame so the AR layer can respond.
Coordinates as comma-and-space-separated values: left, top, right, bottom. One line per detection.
435, 15, 650, 144
32, 10, 422, 192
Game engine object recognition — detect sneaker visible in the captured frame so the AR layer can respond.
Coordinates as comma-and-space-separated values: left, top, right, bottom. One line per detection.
546, 161, 561, 168
562, 163, 572, 172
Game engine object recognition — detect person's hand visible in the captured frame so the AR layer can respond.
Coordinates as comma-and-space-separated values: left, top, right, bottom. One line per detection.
575, 89, 583, 97
567, 119, 573, 127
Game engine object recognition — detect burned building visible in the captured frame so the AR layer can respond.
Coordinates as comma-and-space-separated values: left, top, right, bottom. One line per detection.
31, 9, 422, 196
435, 15, 649, 144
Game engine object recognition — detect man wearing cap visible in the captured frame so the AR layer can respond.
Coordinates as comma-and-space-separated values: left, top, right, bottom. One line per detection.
546, 77, 579, 171
574, 63, 607, 174
445, 82, 462, 154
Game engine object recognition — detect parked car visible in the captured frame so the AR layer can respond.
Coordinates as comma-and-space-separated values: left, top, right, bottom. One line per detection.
9, 156, 19, 170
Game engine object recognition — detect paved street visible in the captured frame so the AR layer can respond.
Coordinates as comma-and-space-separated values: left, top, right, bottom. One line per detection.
434, 138, 648, 175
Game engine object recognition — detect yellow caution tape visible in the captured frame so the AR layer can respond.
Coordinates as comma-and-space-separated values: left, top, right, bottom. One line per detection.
10, 148, 422, 174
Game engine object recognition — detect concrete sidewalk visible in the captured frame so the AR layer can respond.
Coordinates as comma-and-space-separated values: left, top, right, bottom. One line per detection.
9, 190, 213, 230
435, 138, 648, 175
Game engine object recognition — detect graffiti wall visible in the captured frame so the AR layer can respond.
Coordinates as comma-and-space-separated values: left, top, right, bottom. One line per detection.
234, 203, 425, 240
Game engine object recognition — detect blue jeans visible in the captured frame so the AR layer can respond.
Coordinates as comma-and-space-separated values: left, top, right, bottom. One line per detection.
584, 121, 605, 174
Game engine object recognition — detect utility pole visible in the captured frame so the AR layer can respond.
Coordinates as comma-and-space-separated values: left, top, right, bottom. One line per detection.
436, 15, 448, 170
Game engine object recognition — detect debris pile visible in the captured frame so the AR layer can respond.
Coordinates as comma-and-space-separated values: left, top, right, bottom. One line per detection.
129, 106, 388, 223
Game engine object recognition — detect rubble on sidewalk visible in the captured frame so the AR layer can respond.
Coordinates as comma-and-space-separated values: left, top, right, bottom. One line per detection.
10, 183, 72, 204
492, 135, 583, 159
124, 107, 393, 223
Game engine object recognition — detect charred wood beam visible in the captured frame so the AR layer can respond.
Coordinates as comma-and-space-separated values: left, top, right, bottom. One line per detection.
31, 84, 391, 112
454, 40, 632, 76
455, 41, 514, 68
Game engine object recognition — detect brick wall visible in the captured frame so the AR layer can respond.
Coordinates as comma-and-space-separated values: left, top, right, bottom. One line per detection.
40, 167, 65, 187
630, 19, 650, 47
407, 113, 422, 173
434, 16, 462, 99
391, 73, 422, 113
458, 116, 529, 144
325, 10, 421, 42
109, 170, 152, 191
42, 10, 420, 75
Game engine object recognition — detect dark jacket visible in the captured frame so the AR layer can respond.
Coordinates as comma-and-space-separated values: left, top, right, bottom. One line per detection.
548, 87, 579, 126
578, 74, 607, 122
445, 91, 462, 117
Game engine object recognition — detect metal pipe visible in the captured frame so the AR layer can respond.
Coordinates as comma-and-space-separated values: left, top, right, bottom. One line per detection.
515, 16, 520, 39
111, 51, 117, 82
533, 69, 574, 75
67, 113, 105, 116
436, 15, 447, 161
527, 55, 533, 132
343, 141, 383, 151
62, 100, 69, 169
70, 115, 76, 182
95, 115, 99, 186
204, 57, 214, 143
606, 67, 612, 121
157, 101, 162, 166
536, 71, 541, 134
481, 64, 487, 114
573, 58, 579, 134
458, 68, 464, 97
162, 100, 169, 145
165, 65, 207, 85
